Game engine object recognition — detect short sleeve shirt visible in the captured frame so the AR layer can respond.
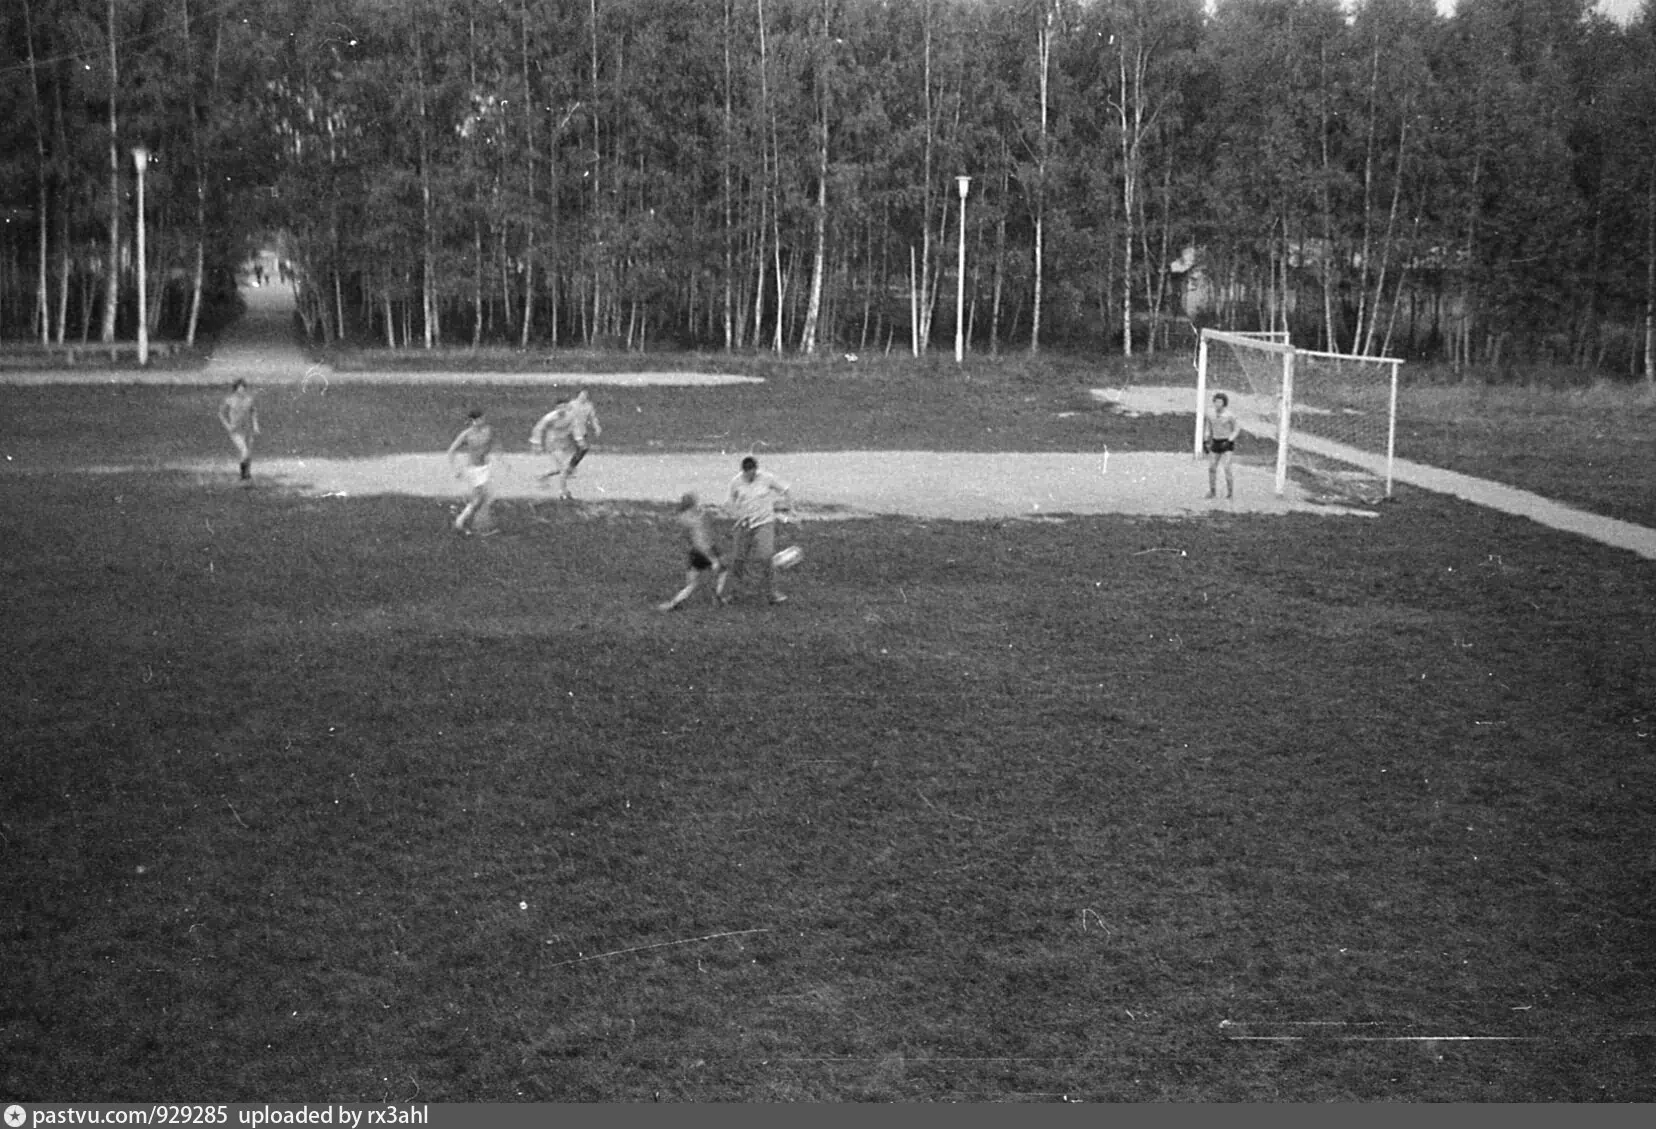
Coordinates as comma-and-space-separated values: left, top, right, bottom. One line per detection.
728, 470, 790, 528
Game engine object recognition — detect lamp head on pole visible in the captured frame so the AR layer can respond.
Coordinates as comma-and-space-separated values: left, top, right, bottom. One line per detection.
956, 175, 971, 199
132, 146, 149, 173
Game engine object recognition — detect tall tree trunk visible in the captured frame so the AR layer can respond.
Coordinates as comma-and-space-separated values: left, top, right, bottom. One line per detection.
1030, 5, 1053, 356
1459, 147, 1483, 375
758, 0, 786, 353
912, 0, 938, 356
751, 198, 767, 351
1318, 41, 1337, 352
516, 6, 536, 347
991, 150, 1007, 354
1645, 162, 1655, 388
1353, 35, 1381, 355
800, 166, 828, 353
1145, 154, 1174, 354
754, 0, 779, 351
415, 30, 438, 349
722, 0, 736, 349
800, 3, 831, 356
53, 73, 69, 345
771, 218, 787, 353
1115, 27, 1144, 358
22, 0, 51, 344
183, 0, 220, 346
473, 220, 485, 346
146, 203, 166, 335
1361, 115, 1409, 358
1119, 80, 1134, 355
101, 0, 120, 346
588, 0, 603, 345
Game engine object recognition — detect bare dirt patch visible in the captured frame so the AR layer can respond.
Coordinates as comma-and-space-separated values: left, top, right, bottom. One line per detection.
161, 449, 1371, 522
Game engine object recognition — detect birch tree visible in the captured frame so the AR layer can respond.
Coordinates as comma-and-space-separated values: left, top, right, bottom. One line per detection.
1098, 0, 1197, 356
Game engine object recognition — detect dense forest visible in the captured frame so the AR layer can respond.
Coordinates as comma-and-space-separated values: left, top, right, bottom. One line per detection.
1, 0, 1653, 374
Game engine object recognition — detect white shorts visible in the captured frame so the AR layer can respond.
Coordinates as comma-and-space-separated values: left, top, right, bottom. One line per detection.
464, 464, 491, 490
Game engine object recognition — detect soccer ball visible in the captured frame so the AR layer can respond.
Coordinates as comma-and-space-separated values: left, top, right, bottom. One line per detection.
771, 545, 804, 570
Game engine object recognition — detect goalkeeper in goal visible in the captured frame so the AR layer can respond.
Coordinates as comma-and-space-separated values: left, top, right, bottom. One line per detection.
1203, 392, 1240, 499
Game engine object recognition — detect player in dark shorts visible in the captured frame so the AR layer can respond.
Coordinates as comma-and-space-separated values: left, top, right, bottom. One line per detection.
658, 493, 727, 611
1204, 392, 1241, 499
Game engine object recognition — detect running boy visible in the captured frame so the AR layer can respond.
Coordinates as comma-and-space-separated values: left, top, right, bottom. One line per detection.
657, 493, 726, 611
447, 408, 497, 535
529, 389, 601, 499
218, 379, 260, 481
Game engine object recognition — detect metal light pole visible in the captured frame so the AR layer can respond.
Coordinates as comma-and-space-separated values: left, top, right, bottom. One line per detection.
132, 146, 149, 366
955, 175, 971, 364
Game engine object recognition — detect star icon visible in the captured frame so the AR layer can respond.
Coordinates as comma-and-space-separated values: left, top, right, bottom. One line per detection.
5, 1105, 27, 1128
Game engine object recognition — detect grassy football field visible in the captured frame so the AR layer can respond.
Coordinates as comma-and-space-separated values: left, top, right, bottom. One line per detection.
2, 361, 1653, 1101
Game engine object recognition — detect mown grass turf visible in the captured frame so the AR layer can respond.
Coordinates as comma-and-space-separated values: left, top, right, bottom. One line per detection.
0, 373, 1187, 467
1395, 382, 1656, 528
1, 362, 1654, 1102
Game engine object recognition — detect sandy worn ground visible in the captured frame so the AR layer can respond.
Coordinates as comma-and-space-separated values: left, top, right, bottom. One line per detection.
165, 448, 1353, 522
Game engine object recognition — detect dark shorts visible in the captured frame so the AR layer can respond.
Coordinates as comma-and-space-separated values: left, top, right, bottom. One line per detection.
1210, 437, 1236, 455
688, 550, 717, 571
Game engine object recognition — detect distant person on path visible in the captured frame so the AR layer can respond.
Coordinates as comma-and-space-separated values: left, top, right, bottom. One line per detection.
719, 455, 793, 605
218, 379, 260, 482
447, 408, 497, 536
657, 493, 727, 612
1204, 392, 1240, 500
529, 389, 602, 499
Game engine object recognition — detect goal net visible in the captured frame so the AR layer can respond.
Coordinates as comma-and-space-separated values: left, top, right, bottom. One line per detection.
1196, 329, 1401, 503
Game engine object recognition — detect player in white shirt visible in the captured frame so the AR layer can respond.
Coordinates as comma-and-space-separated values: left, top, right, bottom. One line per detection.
529, 389, 601, 499
718, 455, 792, 605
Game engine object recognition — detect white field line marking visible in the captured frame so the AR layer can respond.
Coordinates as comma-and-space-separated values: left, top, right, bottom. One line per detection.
547, 927, 771, 968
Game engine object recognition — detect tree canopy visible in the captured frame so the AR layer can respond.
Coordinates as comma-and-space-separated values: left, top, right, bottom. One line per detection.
1, 0, 1652, 373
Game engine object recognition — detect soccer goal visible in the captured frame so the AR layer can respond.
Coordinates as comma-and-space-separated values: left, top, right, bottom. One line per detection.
1196, 329, 1401, 502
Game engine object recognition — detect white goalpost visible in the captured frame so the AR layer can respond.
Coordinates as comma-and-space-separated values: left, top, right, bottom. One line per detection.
1196, 328, 1402, 502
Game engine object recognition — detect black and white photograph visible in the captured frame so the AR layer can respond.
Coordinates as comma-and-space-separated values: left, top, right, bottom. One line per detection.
1, 0, 1653, 1105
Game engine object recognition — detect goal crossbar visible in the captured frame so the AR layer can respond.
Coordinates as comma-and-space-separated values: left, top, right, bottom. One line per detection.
1200, 328, 1295, 355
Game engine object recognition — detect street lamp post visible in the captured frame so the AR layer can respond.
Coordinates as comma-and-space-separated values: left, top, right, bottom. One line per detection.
132, 146, 149, 367
955, 175, 971, 364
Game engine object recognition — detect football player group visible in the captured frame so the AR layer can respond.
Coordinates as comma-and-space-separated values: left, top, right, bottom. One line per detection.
220, 381, 797, 611
441, 391, 799, 612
